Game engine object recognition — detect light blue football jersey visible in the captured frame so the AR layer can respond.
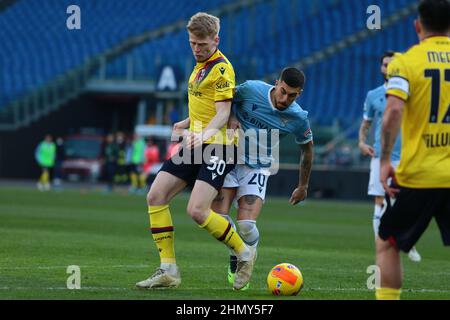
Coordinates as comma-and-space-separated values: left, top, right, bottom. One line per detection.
363, 84, 401, 161
233, 80, 313, 169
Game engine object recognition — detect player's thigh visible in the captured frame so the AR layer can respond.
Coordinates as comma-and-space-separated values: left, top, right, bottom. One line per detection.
235, 166, 268, 220
211, 187, 237, 215
379, 187, 438, 252
237, 195, 263, 221
187, 180, 220, 222
212, 166, 239, 215
147, 171, 187, 205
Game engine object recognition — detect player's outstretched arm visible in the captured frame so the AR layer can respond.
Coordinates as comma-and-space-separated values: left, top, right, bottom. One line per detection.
289, 141, 314, 205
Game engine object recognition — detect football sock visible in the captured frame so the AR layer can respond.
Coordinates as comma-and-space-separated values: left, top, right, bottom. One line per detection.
130, 173, 138, 189
160, 263, 178, 275
149, 205, 176, 264
373, 204, 383, 237
40, 169, 49, 184
376, 287, 401, 300
220, 214, 237, 256
237, 220, 259, 247
229, 255, 238, 273
200, 210, 248, 258
139, 174, 147, 189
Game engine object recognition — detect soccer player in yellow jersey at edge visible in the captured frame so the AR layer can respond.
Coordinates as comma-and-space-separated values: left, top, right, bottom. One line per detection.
136, 12, 256, 291
377, 0, 450, 300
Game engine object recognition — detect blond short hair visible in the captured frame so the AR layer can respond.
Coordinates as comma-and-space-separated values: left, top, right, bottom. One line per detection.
186, 12, 220, 38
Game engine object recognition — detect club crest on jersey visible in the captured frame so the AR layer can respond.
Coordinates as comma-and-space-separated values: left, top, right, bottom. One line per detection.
196, 69, 206, 83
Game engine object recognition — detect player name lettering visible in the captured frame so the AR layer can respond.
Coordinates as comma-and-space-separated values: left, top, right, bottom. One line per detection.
176, 304, 210, 317
427, 51, 450, 63
242, 111, 270, 130
422, 132, 450, 148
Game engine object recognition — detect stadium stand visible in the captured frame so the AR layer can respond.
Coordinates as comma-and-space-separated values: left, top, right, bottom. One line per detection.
0, 0, 418, 133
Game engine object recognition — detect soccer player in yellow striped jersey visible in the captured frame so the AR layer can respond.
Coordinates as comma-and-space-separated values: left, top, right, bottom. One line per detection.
376, 0, 450, 300
136, 12, 255, 291
187, 46, 235, 145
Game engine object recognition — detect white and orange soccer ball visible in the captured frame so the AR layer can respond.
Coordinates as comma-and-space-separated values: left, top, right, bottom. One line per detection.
267, 263, 304, 296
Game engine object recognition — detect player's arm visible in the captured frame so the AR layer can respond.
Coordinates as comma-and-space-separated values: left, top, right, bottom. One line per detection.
359, 93, 375, 157
358, 119, 375, 157
189, 100, 232, 149
174, 117, 190, 129
172, 117, 190, 142
380, 95, 404, 197
289, 140, 314, 205
203, 100, 232, 141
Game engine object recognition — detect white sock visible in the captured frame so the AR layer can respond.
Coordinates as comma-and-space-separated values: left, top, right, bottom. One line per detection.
237, 220, 259, 248
373, 204, 383, 237
160, 263, 177, 274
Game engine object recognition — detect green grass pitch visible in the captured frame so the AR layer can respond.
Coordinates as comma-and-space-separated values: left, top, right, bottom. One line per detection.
0, 186, 449, 300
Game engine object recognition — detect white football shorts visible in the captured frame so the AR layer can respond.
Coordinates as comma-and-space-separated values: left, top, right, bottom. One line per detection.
223, 164, 271, 202
368, 157, 400, 196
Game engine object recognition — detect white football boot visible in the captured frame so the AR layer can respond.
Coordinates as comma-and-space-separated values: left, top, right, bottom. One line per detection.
233, 246, 257, 290
136, 268, 181, 289
407, 247, 422, 262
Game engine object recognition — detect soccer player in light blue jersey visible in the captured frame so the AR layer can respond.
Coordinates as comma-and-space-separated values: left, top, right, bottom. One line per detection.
211, 68, 314, 288
358, 51, 421, 262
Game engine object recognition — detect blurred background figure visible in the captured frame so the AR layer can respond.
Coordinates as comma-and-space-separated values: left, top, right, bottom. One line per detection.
165, 102, 180, 125
129, 133, 147, 194
103, 133, 119, 193
53, 137, 65, 190
143, 138, 161, 186
115, 132, 128, 185
165, 140, 181, 161
35, 134, 56, 191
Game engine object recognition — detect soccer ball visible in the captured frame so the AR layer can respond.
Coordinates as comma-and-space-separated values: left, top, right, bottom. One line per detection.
267, 263, 304, 296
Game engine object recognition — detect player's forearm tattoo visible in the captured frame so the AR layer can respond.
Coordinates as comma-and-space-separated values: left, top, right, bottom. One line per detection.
381, 130, 396, 162
359, 121, 371, 144
299, 144, 313, 187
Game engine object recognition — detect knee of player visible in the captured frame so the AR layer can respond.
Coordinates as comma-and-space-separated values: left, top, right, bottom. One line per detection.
186, 203, 205, 219
146, 190, 168, 206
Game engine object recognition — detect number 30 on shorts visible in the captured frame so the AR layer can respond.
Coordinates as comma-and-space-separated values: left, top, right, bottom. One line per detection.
207, 156, 227, 176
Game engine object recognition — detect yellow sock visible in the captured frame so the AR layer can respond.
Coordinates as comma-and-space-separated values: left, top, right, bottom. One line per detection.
149, 205, 176, 264
376, 287, 401, 300
40, 169, 49, 184
139, 174, 147, 189
130, 173, 138, 188
200, 210, 246, 255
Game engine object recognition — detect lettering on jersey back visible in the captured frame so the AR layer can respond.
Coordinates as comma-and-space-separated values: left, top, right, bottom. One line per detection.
427, 51, 450, 64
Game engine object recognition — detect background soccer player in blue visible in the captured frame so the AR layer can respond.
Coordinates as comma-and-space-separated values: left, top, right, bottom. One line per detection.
211, 67, 314, 288
358, 51, 421, 262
